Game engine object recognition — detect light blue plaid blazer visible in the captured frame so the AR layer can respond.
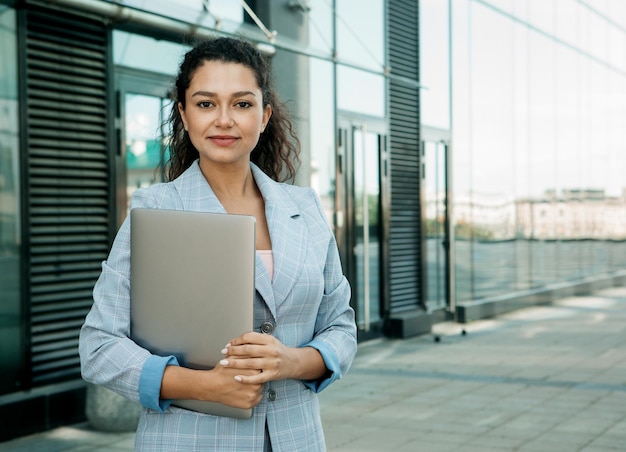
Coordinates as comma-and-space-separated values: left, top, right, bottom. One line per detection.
79, 161, 357, 451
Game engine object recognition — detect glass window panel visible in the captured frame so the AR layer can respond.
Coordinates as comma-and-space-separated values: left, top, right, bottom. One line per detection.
606, 0, 626, 30
608, 24, 626, 73
528, 32, 559, 285
554, 48, 581, 195
553, 0, 580, 50
586, 9, 611, 60
337, 66, 385, 117
424, 141, 448, 309
125, 94, 171, 212
336, 0, 384, 71
353, 130, 381, 327
272, 50, 336, 222
420, 0, 450, 129
510, 0, 529, 22
0, 6, 22, 394
271, 48, 311, 186
482, 0, 514, 16
576, 5, 618, 62
554, 45, 580, 281
467, 4, 516, 299
119, 0, 243, 27
307, 0, 334, 54
528, 0, 554, 35
605, 71, 626, 201
511, 19, 531, 291
114, 30, 187, 74
193, 0, 243, 23
453, 0, 626, 302
308, 58, 335, 223
451, 0, 472, 303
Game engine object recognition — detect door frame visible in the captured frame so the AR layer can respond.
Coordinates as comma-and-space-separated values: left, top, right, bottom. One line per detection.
421, 126, 454, 317
336, 114, 390, 340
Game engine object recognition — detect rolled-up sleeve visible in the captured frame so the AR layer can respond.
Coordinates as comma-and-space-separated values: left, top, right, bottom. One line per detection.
139, 355, 180, 412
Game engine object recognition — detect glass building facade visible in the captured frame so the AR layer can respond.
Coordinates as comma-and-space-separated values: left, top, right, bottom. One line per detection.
421, 0, 626, 318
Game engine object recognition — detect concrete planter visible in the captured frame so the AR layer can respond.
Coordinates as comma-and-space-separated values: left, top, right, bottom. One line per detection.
85, 383, 141, 432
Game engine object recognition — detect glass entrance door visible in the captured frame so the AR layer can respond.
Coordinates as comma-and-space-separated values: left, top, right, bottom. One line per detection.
116, 71, 172, 226
423, 140, 451, 312
123, 93, 169, 208
354, 127, 381, 332
336, 120, 388, 339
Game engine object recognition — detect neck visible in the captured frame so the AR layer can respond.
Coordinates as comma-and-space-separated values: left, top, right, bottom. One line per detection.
199, 161, 256, 202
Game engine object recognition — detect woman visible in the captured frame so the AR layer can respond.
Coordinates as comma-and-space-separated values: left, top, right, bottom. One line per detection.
79, 37, 357, 451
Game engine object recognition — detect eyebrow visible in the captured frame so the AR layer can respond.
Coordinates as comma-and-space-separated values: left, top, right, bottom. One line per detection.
190, 90, 257, 98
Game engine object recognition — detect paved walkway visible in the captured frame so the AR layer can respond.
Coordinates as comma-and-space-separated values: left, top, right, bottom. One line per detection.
2, 286, 625, 451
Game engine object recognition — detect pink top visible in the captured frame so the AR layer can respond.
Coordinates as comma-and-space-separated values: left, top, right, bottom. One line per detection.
257, 250, 274, 281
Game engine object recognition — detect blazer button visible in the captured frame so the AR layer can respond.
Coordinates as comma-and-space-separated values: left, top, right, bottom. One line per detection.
260, 321, 274, 334
267, 389, 277, 402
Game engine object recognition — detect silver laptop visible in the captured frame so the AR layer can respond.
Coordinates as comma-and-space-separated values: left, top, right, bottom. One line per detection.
130, 208, 256, 419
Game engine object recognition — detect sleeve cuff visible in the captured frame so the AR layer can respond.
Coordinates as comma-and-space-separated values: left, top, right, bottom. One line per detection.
301, 341, 340, 393
139, 355, 179, 412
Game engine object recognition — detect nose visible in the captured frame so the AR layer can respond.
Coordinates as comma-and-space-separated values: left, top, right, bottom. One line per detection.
216, 107, 234, 127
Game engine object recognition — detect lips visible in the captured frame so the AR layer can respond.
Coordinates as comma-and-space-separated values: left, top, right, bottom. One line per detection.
209, 135, 239, 146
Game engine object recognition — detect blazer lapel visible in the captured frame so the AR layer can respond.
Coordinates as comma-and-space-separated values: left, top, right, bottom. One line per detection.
172, 161, 226, 213
252, 165, 307, 310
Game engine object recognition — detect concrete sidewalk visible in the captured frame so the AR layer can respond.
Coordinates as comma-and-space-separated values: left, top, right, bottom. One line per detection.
2, 286, 625, 451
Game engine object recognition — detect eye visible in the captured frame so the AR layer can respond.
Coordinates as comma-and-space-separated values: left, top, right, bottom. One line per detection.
197, 100, 214, 108
235, 101, 253, 109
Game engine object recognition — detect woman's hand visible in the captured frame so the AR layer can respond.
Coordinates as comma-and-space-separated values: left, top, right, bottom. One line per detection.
219, 332, 327, 385
207, 362, 264, 409
160, 364, 263, 409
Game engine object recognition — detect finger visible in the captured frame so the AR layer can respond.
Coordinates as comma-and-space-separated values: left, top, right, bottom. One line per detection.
225, 343, 264, 358
234, 373, 268, 385
220, 357, 265, 370
228, 331, 268, 347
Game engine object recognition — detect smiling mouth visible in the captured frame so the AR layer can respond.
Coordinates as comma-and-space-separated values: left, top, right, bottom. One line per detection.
210, 136, 239, 146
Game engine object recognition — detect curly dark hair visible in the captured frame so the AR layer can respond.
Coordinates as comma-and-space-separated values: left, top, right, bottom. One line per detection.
164, 36, 300, 182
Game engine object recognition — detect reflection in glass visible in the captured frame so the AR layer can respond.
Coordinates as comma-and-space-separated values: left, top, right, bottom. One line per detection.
336, 0, 384, 70
308, 58, 335, 224
119, 0, 243, 31
114, 31, 187, 75
353, 129, 381, 330
125, 94, 171, 213
307, 0, 334, 54
337, 66, 385, 117
449, 0, 626, 304
420, 0, 450, 129
424, 141, 447, 310
0, 6, 22, 394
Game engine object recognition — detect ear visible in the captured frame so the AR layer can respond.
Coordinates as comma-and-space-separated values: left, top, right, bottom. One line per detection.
178, 102, 188, 131
261, 104, 272, 132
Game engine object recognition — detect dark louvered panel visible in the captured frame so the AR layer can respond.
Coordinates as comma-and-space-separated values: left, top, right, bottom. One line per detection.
388, 0, 422, 312
25, 7, 109, 385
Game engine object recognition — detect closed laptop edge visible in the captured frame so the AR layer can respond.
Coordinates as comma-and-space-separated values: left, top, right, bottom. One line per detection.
129, 208, 256, 419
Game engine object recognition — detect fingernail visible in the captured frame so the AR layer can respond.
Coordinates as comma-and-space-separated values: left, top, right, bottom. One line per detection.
220, 359, 229, 366
234, 375, 242, 382
220, 348, 228, 355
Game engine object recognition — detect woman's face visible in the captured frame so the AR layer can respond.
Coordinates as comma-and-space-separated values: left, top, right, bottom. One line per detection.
178, 60, 271, 171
